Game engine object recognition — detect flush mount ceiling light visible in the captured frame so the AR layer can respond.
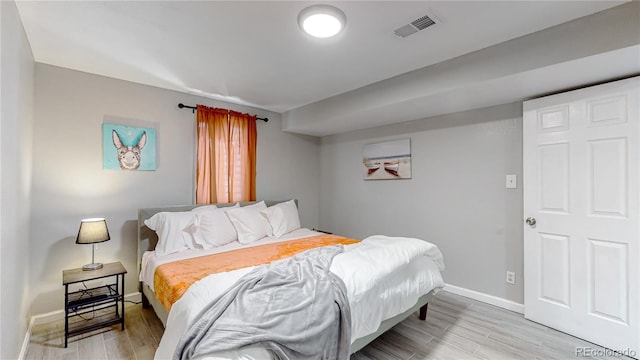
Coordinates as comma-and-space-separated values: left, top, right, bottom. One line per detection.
298, 4, 346, 38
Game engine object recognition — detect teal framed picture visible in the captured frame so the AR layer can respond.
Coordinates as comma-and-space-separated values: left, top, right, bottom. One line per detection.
103, 123, 156, 170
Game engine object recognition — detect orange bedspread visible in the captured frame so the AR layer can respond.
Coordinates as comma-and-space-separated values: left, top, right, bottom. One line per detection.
154, 234, 359, 311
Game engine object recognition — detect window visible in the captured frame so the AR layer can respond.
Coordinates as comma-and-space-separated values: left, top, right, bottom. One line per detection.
195, 105, 257, 203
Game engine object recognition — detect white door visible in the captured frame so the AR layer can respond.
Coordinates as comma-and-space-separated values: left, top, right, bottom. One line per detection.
523, 77, 639, 356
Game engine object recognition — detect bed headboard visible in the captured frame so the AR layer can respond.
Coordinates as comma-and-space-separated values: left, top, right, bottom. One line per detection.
137, 200, 295, 290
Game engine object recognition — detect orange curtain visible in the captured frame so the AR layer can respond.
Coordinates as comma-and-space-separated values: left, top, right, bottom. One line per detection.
228, 110, 257, 202
195, 105, 257, 204
196, 105, 228, 204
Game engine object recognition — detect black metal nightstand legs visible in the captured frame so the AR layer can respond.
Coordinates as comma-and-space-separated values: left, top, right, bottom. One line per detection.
63, 262, 127, 347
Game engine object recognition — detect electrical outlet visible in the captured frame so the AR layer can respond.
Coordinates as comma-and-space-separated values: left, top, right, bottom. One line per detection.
506, 271, 516, 285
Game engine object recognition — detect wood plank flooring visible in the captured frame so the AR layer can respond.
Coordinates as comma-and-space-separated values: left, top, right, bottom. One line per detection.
26, 291, 633, 360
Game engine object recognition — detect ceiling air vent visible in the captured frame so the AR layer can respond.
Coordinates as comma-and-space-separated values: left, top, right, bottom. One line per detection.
411, 15, 436, 30
394, 13, 437, 38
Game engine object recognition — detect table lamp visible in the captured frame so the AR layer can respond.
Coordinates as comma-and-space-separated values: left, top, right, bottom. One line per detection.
76, 218, 110, 270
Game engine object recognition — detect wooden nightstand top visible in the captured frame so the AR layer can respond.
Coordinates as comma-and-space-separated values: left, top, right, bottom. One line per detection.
63, 261, 127, 285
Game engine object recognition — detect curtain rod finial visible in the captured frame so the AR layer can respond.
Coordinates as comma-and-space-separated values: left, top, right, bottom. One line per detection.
178, 103, 195, 113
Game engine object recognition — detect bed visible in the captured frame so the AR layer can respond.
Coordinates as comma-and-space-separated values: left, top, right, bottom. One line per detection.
137, 200, 445, 359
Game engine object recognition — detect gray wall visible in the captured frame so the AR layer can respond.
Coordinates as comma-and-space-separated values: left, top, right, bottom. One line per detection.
319, 103, 524, 303
0, 1, 35, 358
29, 64, 320, 314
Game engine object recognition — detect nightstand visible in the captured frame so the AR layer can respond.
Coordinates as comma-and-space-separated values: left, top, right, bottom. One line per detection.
62, 261, 127, 347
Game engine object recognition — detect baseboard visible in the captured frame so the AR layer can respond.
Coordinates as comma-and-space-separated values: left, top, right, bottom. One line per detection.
30, 292, 142, 325
125, 291, 142, 304
18, 317, 35, 360
444, 283, 524, 314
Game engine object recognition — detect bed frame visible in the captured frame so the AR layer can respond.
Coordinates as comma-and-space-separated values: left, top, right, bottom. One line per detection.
137, 200, 433, 354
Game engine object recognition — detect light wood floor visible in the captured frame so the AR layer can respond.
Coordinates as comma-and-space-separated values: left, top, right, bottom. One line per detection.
26, 291, 632, 360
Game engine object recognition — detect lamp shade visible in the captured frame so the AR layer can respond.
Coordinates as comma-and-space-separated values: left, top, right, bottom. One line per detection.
76, 218, 110, 244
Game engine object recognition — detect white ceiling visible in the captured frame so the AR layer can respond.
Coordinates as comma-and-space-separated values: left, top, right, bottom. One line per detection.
15, 1, 636, 135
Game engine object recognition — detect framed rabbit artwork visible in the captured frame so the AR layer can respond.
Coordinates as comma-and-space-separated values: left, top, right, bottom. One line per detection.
102, 123, 157, 170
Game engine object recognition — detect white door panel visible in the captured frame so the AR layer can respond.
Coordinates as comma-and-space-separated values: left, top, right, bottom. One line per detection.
588, 138, 627, 217
524, 77, 639, 356
539, 142, 570, 213
539, 232, 571, 306
588, 238, 628, 324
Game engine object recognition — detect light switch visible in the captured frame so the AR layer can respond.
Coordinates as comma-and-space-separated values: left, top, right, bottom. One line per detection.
506, 175, 517, 189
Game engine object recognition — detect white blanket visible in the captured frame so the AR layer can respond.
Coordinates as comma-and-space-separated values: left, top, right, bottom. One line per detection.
154, 235, 445, 360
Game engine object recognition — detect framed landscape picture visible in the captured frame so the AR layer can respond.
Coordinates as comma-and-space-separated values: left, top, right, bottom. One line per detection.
363, 138, 411, 180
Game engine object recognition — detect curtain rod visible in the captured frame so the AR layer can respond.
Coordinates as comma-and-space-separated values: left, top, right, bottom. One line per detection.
178, 103, 268, 122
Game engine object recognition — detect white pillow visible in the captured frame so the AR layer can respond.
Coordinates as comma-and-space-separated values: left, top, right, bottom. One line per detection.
226, 202, 272, 244
191, 205, 217, 212
260, 200, 301, 238
184, 205, 239, 248
244, 201, 267, 210
144, 211, 198, 256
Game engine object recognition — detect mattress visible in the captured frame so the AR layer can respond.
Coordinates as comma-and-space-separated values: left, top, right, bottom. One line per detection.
144, 231, 445, 359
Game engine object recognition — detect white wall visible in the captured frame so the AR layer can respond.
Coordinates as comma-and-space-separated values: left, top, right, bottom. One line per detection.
0, 1, 35, 358
319, 103, 524, 303
30, 64, 320, 315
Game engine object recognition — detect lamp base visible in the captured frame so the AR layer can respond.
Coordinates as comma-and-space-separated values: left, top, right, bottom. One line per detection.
82, 262, 103, 271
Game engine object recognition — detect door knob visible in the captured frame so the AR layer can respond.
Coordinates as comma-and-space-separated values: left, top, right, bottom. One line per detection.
525, 217, 536, 226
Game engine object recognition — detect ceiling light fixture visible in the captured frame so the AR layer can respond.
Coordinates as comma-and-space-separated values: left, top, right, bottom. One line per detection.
298, 4, 346, 38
